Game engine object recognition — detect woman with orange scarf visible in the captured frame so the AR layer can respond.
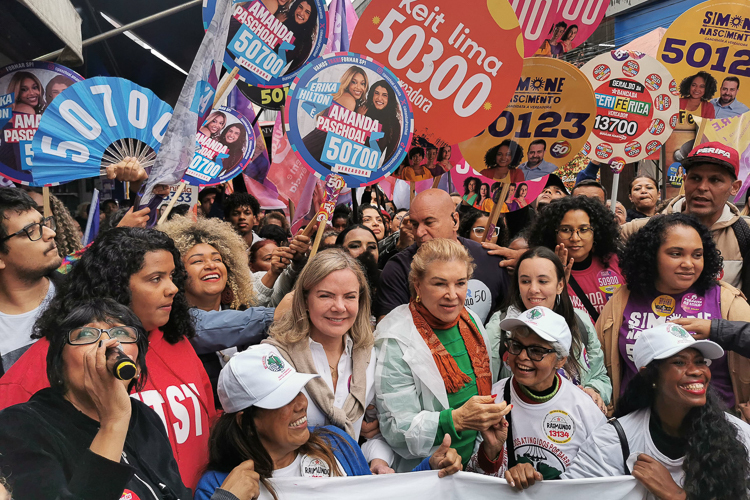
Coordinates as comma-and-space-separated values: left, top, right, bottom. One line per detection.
373, 239, 506, 472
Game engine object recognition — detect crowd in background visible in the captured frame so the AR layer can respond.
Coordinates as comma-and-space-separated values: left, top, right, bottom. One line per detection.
0, 141, 749, 499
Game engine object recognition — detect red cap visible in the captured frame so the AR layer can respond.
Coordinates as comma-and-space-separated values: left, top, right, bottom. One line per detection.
682, 141, 740, 179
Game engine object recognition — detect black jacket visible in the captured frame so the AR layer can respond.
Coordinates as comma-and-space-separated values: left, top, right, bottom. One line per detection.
0, 388, 191, 500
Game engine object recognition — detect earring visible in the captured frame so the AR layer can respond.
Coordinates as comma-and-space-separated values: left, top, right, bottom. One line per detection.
416, 295, 421, 303
555, 294, 561, 307
652, 383, 657, 388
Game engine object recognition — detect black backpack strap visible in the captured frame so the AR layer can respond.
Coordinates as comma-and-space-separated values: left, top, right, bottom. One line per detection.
503, 378, 517, 468
731, 217, 750, 299
607, 418, 630, 475
568, 275, 600, 323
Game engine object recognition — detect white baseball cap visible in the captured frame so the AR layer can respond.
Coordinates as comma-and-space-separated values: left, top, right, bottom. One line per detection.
499, 306, 572, 354
634, 323, 724, 370
218, 344, 320, 413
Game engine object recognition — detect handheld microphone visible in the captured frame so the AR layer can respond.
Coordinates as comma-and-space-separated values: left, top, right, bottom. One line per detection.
107, 346, 137, 381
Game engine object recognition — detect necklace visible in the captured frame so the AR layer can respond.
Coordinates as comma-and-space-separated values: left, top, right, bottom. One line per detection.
518, 375, 560, 403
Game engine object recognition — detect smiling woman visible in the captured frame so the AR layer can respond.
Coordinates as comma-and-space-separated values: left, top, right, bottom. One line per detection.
374, 239, 503, 471
263, 249, 395, 472
597, 213, 750, 413
564, 323, 750, 500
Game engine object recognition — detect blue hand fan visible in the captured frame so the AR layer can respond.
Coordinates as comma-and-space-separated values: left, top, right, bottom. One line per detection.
31, 77, 173, 185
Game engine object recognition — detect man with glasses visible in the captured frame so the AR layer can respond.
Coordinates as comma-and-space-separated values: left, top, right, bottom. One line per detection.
374, 189, 511, 323
0, 188, 61, 374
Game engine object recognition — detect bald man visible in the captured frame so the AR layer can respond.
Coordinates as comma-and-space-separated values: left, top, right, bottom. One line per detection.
374, 189, 510, 322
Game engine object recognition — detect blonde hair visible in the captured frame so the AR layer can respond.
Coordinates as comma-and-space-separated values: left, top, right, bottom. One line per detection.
331, 66, 369, 105
409, 238, 476, 299
269, 248, 373, 349
159, 215, 256, 309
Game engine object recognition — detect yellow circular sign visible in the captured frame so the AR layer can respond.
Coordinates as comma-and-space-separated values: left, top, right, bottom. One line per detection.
458, 57, 596, 181
651, 295, 676, 317
658, 1, 750, 115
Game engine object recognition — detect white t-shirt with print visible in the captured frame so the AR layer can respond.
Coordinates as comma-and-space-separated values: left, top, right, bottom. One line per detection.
563, 407, 750, 498
257, 453, 347, 500
492, 376, 606, 477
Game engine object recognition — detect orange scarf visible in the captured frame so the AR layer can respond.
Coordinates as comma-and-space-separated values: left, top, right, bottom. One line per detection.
410, 301, 492, 396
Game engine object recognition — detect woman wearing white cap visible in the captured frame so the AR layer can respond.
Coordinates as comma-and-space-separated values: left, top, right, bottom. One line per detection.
262, 249, 393, 473
486, 246, 612, 412
564, 322, 750, 499
194, 345, 462, 500
466, 306, 606, 490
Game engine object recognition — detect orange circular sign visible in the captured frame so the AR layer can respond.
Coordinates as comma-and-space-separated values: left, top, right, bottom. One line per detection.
350, 0, 524, 149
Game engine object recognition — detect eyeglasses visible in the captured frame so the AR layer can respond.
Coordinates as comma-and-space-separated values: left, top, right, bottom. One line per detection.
556, 225, 593, 239
472, 226, 501, 238
505, 339, 556, 361
67, 326, 140, 345
2, 216, 56, 242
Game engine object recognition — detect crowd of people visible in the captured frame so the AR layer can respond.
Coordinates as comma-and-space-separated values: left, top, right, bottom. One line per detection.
0, 140, 749, 499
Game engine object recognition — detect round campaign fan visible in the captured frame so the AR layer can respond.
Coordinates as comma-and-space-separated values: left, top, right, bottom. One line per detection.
31, 77, 173, 185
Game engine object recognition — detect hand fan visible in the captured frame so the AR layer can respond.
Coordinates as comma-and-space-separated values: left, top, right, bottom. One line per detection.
31, 77, 173, 185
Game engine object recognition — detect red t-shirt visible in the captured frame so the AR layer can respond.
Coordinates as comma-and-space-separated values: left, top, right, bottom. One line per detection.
0, 329, 214, 490
568, 255, 624, 323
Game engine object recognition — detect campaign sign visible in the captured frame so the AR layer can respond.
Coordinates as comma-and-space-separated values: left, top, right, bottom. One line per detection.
31, 77, 173, 186
203, 0, 327, 92
658, 1, 750, 118
459, 57, 596, 182
580, 50, 678, 168
284, 52, 413, 188
449, 153, 549, 213
350, 0, 523, 150
509, 0, 557, 56
183, 106, 256, 186
703, 114, 750, 202
0, 61, 84, 185
534, 0, 609, 58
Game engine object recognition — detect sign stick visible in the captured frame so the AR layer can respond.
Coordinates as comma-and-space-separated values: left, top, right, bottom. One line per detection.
42, 186, 51, 218
287, 198, 295, 222
410, 181, 416, 203
431, 175, 440, 188
213, 67, 240, 108
610, 173, 620, 214
482, 174, 511, 242
280, 104, 286, 136
309, 217, 327, 259
157, 182, 186, 225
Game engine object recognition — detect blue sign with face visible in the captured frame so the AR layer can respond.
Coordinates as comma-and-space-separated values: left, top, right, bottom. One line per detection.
203, 0, 327, 89
284, 52, 413, 188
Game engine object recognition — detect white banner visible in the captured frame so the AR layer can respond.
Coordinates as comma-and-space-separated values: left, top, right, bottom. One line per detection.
271, 471, 648, 499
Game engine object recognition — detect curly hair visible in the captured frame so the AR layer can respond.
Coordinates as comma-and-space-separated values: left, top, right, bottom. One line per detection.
159, 216, 256, 309
49, 194, 83, 256
224, 193, 260, 217
463, 176, 480, 195
679, 71, 718, 101
268, 248, 373, 350
457, 208, 509, 246
33, 227, 195, 344
484, 139, 524, 168
616, 361, 750, 499
0, 187, 37, 253
528, 195, 621, 266
619, 213, 722, 296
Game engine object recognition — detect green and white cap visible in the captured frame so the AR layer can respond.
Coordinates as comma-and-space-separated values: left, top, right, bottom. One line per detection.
218, 344, 319, 413
499, 306, 571, 354
634, 323, 724, 370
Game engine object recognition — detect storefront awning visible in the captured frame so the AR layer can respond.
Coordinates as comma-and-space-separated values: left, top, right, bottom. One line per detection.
19, 0, 83, 64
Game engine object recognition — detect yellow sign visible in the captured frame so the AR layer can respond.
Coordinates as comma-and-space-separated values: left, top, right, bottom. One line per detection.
458, 57, 596, 181
651, 295, 676, 317
658, 1, 750, 116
